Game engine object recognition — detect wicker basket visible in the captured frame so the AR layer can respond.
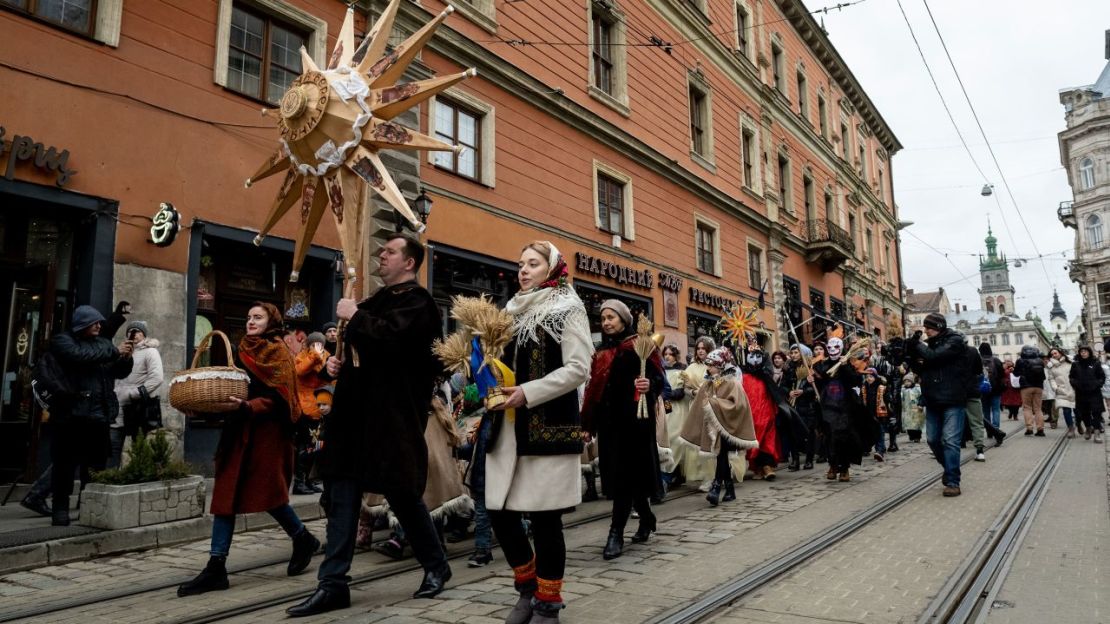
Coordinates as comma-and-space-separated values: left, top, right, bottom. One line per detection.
169, 330, 249, 413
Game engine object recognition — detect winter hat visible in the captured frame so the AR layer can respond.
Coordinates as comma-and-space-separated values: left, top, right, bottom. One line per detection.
306, 332, 326, 347
705, 347, 734, 368
314, 386, 334, 405
923, 313, 947, 331
322, 322, 338, 333
790, 343, 813, 358
600, 299, 633, 327
864, 367, 878, 376
979, 342, 993, 357
126, 320, 149, 337
71, 305, 106, 332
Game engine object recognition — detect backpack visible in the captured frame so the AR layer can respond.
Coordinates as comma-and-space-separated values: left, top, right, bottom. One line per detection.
31, 352, 73, 412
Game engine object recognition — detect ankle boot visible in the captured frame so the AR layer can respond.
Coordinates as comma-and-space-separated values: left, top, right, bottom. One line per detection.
531, 598, 564, 623
602, 527, 623, 560
505, 592, 534, 624
51, 506, 70, 527
722, 479, 736, 502
582, 472, 599, 502
288, 529, 320, 576
631, 513, 656, 543
705, 480, 721, 506
177, 556, 229, 597
803, 456, 814, 470
787, 453, 800, 471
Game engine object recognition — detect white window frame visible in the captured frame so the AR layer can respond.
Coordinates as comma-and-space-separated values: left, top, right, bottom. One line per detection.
587, 0, 630, 116
694, 214, 723, 277
214, 0, 327, 90
1085, 213, 1103, 248
687, 72, 715, 169
796, 65, 809, 121
452, 0, 497, 34
839, 119, 851, 160
1079, 157, 1096, 190
1099, 282, 1110, 316
427, 88, 497, 187
817, 91, 828, 138
592, 160, 635, 241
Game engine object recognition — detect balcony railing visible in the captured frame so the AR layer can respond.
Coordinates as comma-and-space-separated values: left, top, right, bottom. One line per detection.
804, 219, 855, 272
1058, 201, 1076, 228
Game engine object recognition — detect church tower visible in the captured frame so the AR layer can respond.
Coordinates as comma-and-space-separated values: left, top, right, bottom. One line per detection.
979, 226, 1015, 315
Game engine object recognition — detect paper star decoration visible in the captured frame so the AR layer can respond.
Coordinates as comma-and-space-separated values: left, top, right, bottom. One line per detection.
719, 302, 760, 346
245, 0, 475, 284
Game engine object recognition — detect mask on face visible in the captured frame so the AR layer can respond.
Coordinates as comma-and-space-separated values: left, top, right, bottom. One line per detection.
827, 338, 844, 360
745, 350, 766, 369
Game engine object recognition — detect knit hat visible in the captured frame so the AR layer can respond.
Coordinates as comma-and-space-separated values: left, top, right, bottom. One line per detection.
923, 313, 947, 331
979, 342, 993, 357
126, 320, 149, 337
306, 332, 326, 347
71, 305, 106, 332
314, 386, 334, 405
864, 367, 878, 376
600, 299, 633, 327
322, 322, 338, 333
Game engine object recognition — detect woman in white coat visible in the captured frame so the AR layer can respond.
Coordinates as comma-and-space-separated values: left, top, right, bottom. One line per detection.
112, 321, 164, 466
1046, 347, 1074, 432
486, 241, 592, 624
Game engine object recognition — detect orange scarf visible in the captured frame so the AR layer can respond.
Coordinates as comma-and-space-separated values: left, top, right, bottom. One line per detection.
238, 335, 302, 423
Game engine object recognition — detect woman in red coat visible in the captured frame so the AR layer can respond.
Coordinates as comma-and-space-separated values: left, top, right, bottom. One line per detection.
178, 302, 320, 597
1001, 360, 1023, 421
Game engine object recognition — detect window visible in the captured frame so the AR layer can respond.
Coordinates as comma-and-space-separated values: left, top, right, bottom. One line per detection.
696, 221, 718, 274
689, 84, 707, 157
741, 128, 755, 188
1002, 333, 1010, 346
778, 154, 792, 212
433, 99, 481, 180
4, 0, 95, 34
771, 42, 784, 92
796, 71, 808, 119
735, 3, 750, 56
597, 173, 625, 237
840, 122, 850, 159
817, 94, 828, 137
803, 175, 815, 221
877, 168, 885, 203
824, 190, 834, 221
1015, 333, 1023, 345
1080, 157, 1096, 190
884, 243, 891, 273
989, 334, 997, 346
858, 143, 867, 181
985, 297, 994, 313
223, 4, 308, 105
848, 213, 857, 248
591, 10, 615, 96
1099, 283, 1110, 316
865, 227, 874, 264
1086, 214, 1103, 248
748, 244, 763, 288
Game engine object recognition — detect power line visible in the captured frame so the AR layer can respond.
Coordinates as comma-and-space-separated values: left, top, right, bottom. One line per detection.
903, 228, 975, 285
918, 0, 1055, 289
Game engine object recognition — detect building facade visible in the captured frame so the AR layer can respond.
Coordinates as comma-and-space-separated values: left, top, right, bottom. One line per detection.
1058, 30, 1110, 347
0, 0, 904, 481
905, 287, 950, 333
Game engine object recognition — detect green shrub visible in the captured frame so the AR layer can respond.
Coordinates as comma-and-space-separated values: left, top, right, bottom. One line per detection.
92, 430, 192, 485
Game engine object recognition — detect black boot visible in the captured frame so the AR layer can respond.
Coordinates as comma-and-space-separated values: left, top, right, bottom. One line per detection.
288, 529, 320, 576
802, 455, 814, 470
286, 585, 351, 617
706, 480, 721, 507
630, 513, 656, 543
582, 471, 599, 502
413, 563, 452, 598
532, 598, 565, 623
51, 499, 70, 527
602, 527, 623, 560
722, 479, 736, 502
177, 556, 229, 597
787, 453, 801, 471
21, 494, 51, 517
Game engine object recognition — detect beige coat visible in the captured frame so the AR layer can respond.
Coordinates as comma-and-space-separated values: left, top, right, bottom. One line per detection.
680, 369, 759, 456
1047, 358, 1075, 409
666, 363, 714, 481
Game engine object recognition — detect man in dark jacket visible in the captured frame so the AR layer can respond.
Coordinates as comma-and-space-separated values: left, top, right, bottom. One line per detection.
1013, 345, 1047, 435
289, 234, 448, 617
979, 343, 1005, 428
905, 312, 967, 497
49, 305, 133, 525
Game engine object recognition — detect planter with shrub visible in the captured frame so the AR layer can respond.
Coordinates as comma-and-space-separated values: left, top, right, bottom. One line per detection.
81, 431, 205, 530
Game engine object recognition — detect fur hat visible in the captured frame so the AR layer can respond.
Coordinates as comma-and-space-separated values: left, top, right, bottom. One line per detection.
314, 386, 334, 405
600, 299, 633, 327
923, 313, 947, 331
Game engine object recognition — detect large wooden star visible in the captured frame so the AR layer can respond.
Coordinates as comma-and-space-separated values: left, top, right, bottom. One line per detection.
246, 0, 474, 285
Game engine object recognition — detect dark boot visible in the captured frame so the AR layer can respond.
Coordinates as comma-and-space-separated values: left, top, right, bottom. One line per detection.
582, 472, 599, 502
802, 456, 814, 470
413, 563, 452, 598
51, 498, 70, 527
286, 585, 351, 617
722, 479, 736, 502
705, 480, 721, 507
288, 529, 320, 576
177, 556, 229, 597
531, 598, 564, 623
22, 494, 52, 517
630, 512, 656, 543
602, 527, 623, 560
505, 592, 535, 624
787, 453, 800, 471
292, 477, 315, 495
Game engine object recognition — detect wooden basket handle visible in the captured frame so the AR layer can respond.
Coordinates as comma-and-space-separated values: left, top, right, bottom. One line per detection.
192, 330, 236, 368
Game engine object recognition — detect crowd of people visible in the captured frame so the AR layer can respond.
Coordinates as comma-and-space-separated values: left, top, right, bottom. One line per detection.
23, 235, 1110, 624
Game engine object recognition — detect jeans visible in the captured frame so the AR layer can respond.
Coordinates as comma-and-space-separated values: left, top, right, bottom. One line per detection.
469, 416, 493, 551
1021, 388, 1044, 430
925, 405, 965, 488
318, 478, 447, 592
210, 504, 304, 557
966, 398, 985, 449
986, 395, 1002, 427
1059, 406, 1074, 428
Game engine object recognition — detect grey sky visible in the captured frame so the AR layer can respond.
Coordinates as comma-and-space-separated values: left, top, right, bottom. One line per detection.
819, 0, 1110, 321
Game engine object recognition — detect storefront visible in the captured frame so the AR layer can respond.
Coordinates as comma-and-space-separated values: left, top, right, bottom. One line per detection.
428, 243, 518, 334
571, 251, 654, 344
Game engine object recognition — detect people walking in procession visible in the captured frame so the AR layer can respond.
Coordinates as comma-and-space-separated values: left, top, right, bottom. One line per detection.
581, 299, 664, 561
860, 368, 889, 462
740, 342, 785, 480
178, 302, 319, 597
672, 336, 717, 489
979, 343, 1005, 428
288, 234, 448, 617
901, 375, 924, 442
484, 240, 593, 624
786, 344, 821, 469
812, 337, 871, 482
1069, 345, 1105, 442
292, 332, 329, 494
680, 347, 758, 506
1001, 360, 1023, 421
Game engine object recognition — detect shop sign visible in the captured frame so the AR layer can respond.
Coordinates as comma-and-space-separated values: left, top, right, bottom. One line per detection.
0, 126, 76, 187
658, 271, 683, 292
689, 286, 737, 312
150, 202, 180, 247
575, 252, 653, 289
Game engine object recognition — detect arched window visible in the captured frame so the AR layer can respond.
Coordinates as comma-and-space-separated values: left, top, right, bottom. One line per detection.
1080, 157, 1096, 190
985, 296, 995, 313
1086, 214, 1104, 248
1002, 333, 1010, 345
997, 296, 1006, 315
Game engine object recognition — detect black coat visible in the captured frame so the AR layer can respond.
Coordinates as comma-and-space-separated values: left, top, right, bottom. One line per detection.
907, 328, 968, 407
812, 359, 873, 467
1069, 357, 1106, 415
1013, 348, 1046, 389
318, 281, 443, 496
49, 332, 133, 424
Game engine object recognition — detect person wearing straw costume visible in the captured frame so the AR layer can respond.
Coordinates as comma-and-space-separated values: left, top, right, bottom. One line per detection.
177, 302, 320, 597
580, 299, 665, 561
484, 241, 592, 624
666, 337, 716, 489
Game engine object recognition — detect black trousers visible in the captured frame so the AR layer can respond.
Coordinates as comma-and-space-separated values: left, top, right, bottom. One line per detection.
51, 420, 109, 512
489, 509, 565, 582
610, 494, 653, 533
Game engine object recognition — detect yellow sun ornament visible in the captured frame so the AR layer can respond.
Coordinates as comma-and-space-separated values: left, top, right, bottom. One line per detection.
245, 0, 475, 288
719, 302, 760, 346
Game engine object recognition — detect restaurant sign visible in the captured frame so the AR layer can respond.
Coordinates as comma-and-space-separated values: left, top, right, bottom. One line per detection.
689, 287, 738, 312
575, 252, 653, 289
0, 126, 75, 187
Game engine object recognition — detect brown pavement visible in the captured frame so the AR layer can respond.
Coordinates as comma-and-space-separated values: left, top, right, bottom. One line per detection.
983, 435, 1110, 624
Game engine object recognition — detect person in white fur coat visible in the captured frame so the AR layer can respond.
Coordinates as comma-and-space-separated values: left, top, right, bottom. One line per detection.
111, 321, 164, 466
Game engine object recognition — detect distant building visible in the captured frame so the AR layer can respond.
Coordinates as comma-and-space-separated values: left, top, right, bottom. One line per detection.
1047, 291, 1085, 351
905, 288, 950, 333
1058, 29, 1110, 346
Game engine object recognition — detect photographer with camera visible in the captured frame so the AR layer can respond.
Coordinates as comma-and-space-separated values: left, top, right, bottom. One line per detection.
111, 321, 165, 467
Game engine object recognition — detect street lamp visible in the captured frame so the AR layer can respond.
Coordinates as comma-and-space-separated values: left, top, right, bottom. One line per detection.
981, 184, 994, 197
393, 188, 435, 232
